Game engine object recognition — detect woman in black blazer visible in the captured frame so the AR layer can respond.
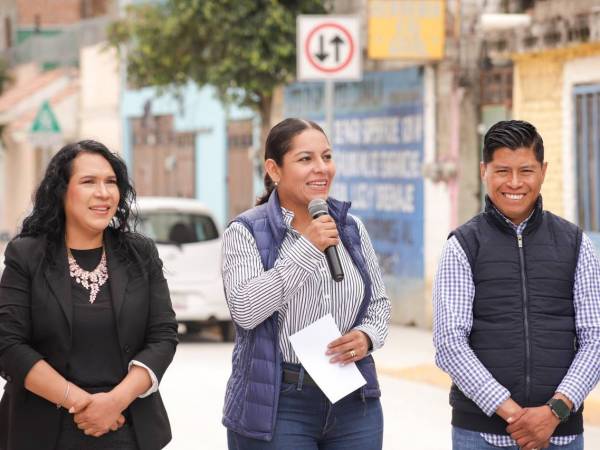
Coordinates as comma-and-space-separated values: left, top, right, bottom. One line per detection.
0, 140, 178, 450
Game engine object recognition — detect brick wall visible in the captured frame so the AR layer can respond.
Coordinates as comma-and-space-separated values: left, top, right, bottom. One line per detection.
227, 119, 255, 220
17, 0, 110, 27
513, 45, 600, 218
513, 53, 565, 216
0, 0, 17, 50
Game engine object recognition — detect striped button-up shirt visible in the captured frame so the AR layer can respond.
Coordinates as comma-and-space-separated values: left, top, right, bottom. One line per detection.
433, 212, 600, 446
222, 207, 391, 364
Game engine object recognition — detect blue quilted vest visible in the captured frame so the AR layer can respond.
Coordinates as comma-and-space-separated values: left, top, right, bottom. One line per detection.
222, 190, 382, 441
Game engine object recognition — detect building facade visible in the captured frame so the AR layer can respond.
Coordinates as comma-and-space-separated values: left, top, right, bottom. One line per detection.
0, 1, 121, 242
121, 83, 255, 228
484, 0, 600, 247
226, 118, 256, 219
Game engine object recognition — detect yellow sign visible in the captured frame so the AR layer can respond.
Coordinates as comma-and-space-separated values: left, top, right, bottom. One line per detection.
368, 0, 445, 60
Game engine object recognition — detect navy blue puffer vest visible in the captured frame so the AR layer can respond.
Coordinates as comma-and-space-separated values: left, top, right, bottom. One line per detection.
449, 196, 583, 435
222, 190, 381, 441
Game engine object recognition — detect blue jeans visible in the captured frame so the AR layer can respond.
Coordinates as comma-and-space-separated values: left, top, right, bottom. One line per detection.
227, 366, 383, 450
452, 427, 584, 450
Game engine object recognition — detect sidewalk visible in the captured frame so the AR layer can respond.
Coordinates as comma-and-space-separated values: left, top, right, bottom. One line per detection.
378, 325, 600, 435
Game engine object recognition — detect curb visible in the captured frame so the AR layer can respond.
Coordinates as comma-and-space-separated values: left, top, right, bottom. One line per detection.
379, 364, 600, 427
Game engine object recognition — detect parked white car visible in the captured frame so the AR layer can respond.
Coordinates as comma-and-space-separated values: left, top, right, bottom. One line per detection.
135, 197, 234, 340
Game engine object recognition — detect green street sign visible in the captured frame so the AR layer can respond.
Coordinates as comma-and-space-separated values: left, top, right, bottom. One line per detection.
31, 100, 61, 134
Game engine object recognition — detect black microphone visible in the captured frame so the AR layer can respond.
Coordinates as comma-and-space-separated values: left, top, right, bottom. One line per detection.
308, 198, 344, 282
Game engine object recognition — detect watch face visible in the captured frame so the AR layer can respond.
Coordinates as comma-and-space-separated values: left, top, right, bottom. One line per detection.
548, 399, 570, 422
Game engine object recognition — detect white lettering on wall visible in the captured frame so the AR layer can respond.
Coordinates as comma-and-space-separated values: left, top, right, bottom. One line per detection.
332, 114, 422, 214
333, 115, 422, 145
335, 150, 421, 179
348, 182, 415, 213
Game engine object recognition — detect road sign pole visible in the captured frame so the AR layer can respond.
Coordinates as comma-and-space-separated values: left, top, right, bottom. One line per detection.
325, 79, 334, 140
296, 15, 361, 140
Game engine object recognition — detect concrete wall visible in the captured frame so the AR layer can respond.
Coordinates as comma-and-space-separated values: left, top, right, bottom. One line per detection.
417, 60, 481, 328
0, 0, 15, 244
0, 69, 79, 236
51, 82, 79, 143
79, 42, 121, 152
422, 65, 451, 328
2, 93, 80, 236
2, 136, 36, 235
0, 142, 5, 244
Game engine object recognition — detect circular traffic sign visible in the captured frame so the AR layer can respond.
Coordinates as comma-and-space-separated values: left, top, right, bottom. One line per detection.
304, 22, 355, 74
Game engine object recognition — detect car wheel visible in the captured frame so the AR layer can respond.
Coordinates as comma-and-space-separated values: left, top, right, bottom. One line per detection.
220, 321, 235, 342
179, 321, 204, 338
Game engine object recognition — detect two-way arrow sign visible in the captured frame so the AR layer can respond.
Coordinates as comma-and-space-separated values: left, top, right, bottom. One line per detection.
315, 35, 345, 63
315, 35, 328, 62
297, 15, 361, 81
330, 35, 344, 63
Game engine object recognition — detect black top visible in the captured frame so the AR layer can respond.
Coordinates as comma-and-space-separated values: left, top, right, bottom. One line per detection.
449, 196, 583, 436
0, 232, 177, 450
68, 247, 124, 390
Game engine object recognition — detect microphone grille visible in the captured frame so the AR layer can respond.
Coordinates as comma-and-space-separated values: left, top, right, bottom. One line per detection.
308, 198, 328, 217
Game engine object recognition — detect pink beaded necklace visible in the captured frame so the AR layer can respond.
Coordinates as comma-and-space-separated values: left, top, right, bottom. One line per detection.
67, 248, 109, 304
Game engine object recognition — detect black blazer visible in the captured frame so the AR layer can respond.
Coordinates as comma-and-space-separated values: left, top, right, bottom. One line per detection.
0, 230, 178, 450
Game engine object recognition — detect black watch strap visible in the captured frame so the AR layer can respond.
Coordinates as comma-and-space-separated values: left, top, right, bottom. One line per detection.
546, 398, 571, 423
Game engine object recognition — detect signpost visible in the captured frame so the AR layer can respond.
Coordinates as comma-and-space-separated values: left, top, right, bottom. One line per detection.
297, 15, 362, 136
29, 100, 63, 182
29, 100, 63, 148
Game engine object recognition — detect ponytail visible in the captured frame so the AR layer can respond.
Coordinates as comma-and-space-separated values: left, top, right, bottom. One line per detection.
256, 173, 276, 206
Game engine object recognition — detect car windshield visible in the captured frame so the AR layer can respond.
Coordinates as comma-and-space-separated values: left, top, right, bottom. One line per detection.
139, 211, 219, 245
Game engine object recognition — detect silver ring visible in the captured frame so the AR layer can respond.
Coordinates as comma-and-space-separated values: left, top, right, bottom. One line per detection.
350, 349, 356, 359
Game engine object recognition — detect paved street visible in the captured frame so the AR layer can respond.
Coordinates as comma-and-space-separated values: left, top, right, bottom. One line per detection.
0, 324, 596, 448
161, 325, 600, 449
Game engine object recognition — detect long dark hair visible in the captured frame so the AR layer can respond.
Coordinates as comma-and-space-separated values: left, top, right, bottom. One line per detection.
18, 140, 140, 264
256, 118, 326, 205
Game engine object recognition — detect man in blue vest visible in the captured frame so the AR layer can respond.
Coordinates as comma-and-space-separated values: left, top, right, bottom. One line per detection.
433, 120, 600, 450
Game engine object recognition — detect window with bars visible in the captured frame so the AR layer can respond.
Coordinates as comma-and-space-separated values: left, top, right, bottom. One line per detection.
574, 84, 600, 232
480, 65, 513, 108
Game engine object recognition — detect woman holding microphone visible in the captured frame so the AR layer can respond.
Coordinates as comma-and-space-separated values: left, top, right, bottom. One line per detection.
222, 118, 391, 449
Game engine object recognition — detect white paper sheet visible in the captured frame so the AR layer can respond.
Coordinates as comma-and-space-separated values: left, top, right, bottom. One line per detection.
288, 313, 367, 403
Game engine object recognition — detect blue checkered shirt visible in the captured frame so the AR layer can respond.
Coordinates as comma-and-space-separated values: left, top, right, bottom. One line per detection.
433, 213, 600, 446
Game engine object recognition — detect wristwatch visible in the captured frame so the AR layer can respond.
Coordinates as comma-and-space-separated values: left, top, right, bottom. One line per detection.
546, 398, 571, 423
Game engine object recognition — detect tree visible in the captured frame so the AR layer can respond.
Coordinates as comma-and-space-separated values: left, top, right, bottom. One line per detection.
0, 58, 12, 96
0, 58, 14, 144
108, 0, 328, 144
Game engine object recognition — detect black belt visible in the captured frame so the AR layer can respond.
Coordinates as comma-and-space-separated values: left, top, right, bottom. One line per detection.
282, 368, 317, 387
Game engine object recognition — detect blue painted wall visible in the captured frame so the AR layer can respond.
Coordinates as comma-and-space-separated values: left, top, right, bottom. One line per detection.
284, 69, 425, 303
121, 82, 253, 228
